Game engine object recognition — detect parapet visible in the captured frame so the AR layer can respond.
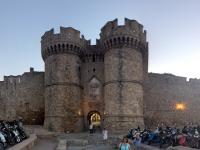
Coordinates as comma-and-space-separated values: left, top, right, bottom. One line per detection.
81, 45, 104, 63
148, 73, 188, 85
41, 27, 90, 60
3, 68, 44, 85
99, 18, 148, 52
188, 78, 200, 85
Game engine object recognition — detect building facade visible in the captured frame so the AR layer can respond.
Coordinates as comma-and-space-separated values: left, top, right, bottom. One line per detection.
0, 18, 200, 132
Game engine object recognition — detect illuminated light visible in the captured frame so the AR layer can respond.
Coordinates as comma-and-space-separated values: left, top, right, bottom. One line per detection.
90, 113, 101, 126
175, 103, 186, 110
78, 110, 81, 116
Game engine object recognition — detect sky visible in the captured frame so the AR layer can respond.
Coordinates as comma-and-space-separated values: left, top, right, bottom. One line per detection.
0, 0, 200, 80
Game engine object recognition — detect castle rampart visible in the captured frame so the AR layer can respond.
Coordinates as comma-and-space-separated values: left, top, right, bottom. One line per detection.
0, 68, 44, 124
41, 27, 90, 132
144, 73, 200, 127
100, 18, 147, 54
41, 27, 90, 60
100, 18, 148, 132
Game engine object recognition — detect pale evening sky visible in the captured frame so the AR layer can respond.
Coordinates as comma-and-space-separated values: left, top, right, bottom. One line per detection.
0, 0, 200, 80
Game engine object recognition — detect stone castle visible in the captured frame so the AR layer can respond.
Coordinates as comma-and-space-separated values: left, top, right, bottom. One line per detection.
0, 18, 200, 132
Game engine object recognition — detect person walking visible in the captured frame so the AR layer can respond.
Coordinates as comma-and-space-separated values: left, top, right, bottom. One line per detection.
102, 128, 108, 141
119, 137, 131, 150
133, 132, 141, 150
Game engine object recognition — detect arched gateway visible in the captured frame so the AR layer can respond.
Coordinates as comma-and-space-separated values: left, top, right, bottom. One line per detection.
87, 111, 101, 127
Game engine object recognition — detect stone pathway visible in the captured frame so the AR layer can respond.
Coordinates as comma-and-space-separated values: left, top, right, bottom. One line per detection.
67, 145, 114, 150
57, 132, 121, 150
31, 138, 57, 150
24, 126, 166, 150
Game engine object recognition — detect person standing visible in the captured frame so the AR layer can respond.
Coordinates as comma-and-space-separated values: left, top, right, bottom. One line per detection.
89, 123, 93, 134
102, 128, 108, 141
133, 132, 141, 150
119, 137, 131, 150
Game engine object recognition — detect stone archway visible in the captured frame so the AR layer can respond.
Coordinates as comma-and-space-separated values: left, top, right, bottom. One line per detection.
87, 111, 101, 127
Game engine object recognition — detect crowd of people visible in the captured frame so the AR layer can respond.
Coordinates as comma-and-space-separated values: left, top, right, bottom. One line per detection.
125, 124, 200, 149
88, 123, 141, 150
89, 123, 200, 150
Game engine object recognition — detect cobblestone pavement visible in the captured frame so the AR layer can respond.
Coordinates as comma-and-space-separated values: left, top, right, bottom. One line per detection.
31, 138, 57, 150
25, 126, 163, 150
58, 132, 122, 150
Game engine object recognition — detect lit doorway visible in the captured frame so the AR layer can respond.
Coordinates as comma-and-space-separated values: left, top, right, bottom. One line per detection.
87, 111, 101, 126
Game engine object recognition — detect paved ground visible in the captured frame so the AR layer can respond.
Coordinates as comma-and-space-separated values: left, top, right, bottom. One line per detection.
31, 138, 57, 150
57, 132, 122, 150
25, 126, 164, 150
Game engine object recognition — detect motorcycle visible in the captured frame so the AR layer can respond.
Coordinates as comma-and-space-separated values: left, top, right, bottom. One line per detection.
147, 132, 161, 145
159, 130, 172, 148
187, 130, 200, 148
0, 122, 16, 146
0, 131, 7, 150
9, 126, 21, 143
13, 120, 28, 140
140, 129, 150, 143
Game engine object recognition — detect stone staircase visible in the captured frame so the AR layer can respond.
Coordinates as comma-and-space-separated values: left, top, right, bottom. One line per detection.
57, 133, 120, 150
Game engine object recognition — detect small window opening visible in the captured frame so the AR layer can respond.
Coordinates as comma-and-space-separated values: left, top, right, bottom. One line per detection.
92, 55, 95, 62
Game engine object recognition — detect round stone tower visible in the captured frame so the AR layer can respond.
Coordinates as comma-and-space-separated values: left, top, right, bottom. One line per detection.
41, 27, 89, 132
100, 18, 148, 132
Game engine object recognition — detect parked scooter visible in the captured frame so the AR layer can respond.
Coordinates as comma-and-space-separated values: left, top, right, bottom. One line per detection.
13, 120, 28, 140
0, 131, 7, 150
10, 125, 21, 143
147, 128, 161, 146
0, 122, 15, 146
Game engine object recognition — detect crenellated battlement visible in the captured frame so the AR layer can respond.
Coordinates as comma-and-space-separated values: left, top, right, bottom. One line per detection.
99, 18, 147, 52
2, 68, 44, 86
41, 27, 90, 60
148, 72, 200, 86
81, 45, 104, 63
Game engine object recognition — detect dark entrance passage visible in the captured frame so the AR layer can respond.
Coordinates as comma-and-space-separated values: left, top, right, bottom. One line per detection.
87, 111, 101, 126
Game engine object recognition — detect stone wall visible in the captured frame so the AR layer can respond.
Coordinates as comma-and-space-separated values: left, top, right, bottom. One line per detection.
41, 27, 89, 132
103, 48, 145, 131
81, 47, 104, 129
144, 73, 200, 127
43, 54, 83, 132
0, 68, 44, 124
0, 81, 6, 118
101, 18, 148, 132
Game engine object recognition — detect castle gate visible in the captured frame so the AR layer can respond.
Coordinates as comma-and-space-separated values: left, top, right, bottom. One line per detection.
87, 111, 101, 127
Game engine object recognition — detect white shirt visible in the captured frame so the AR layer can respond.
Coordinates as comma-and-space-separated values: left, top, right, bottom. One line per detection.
103, 130, 108, 140
89, 124, 93, 129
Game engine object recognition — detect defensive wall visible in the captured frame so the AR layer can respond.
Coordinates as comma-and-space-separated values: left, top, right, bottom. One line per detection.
0, 68, 44, 124
1, 69, 200, 128
144, 73, 200, 127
